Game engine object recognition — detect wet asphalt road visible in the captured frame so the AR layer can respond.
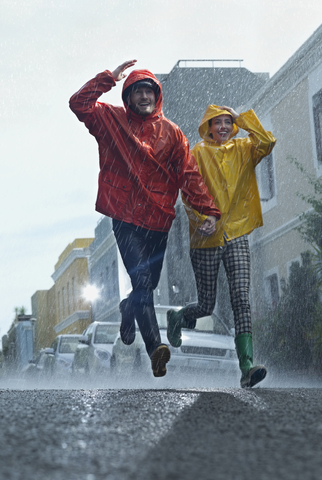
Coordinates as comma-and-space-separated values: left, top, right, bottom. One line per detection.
1, 372, 322, 480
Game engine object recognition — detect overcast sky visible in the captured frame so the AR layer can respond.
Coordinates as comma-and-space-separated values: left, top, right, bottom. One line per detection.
1, 0, 321, 337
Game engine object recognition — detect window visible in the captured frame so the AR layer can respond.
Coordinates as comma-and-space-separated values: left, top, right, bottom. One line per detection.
62, 287, 66, 318
67, 282, 70, 316
72, 277, 76, 311
313, 88, 322, 165
265, 273, 280, 308
258, 153, 275, 202
58, 291, 62, 320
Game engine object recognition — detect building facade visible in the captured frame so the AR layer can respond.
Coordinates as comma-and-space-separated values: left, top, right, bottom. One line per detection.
2, 314, 34, 372
88, 217, 121, 323
244, 24, 322, 316
31, 238, 94, 350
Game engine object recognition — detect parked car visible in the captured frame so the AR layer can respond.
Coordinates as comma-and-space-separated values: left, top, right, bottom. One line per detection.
170, 314, 238, 375
111, 327, 171, 377
110, 305, 179, 377
111, 305, 239, 377
46, 334, 82, 377
22, 348, 53, 380
72, 322, 120, 377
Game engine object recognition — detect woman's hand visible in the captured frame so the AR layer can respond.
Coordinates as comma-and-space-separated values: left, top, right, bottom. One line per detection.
198, 216, 218, 236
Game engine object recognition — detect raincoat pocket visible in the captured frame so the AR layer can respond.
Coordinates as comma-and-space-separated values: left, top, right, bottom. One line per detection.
148, 183, 174, 211
97, 172, 133, 214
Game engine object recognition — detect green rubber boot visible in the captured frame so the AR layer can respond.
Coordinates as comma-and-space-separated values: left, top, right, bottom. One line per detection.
235, 333, 267, 388
167, 308, 187, 348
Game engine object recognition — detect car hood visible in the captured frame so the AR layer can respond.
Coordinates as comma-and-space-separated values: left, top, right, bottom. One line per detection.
179, 330, 235, 350
92, 343, 114, 352
57, 353, 75, 361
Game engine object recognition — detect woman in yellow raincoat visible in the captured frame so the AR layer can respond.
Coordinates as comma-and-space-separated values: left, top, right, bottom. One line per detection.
167, 105, 276, 388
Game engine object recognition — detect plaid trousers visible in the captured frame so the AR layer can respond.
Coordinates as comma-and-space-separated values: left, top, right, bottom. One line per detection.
184, 235, 252, 336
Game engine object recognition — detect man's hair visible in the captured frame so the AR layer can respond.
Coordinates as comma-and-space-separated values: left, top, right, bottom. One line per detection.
123, 79, 160, 104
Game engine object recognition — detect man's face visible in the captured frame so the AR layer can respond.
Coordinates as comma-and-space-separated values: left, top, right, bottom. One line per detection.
129, 86, 156, 116
209, 114, 233, 144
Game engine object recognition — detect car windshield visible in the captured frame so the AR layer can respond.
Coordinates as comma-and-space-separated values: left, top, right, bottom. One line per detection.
94, 324, 119, 344
59, 337, 80, 354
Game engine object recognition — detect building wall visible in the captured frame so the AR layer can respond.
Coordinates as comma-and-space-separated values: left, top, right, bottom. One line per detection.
52, 239, 94, 335
31, 238, 94, 351
31, 289, 50, 351
246, 25, 322, 315
89, 216, 121, 323
159, 63, 267, 147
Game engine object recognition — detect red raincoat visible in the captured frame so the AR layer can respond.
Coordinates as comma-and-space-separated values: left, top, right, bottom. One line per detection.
69, 69, 220, 232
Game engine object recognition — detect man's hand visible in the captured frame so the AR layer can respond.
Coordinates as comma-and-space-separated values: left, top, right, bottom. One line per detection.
198, 216, 218, 236
218, 105, 240, 120
111, 60, 137, 82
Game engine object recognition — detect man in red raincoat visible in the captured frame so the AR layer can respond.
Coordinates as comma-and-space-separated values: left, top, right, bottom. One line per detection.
69, 60, 221, 377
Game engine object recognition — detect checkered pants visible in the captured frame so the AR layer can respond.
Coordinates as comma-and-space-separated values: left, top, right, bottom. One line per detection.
184, 235, 252, 336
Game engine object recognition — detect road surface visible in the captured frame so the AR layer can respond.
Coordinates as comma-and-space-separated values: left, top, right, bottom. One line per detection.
1, 372, 322, 479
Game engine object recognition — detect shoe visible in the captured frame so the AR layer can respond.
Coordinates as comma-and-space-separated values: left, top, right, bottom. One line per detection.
151, 344, 171, 377
167, 309, 184, 348
119, 299, 135, 345
240, 365, 267, 388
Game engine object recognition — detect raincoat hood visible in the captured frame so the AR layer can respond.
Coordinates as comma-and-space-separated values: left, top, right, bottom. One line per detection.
122, 69, 162, 117
198, 105, 239, 143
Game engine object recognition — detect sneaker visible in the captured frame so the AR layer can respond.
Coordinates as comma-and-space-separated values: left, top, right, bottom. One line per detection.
241, 365, 267, 388
119, 299, 135, 345
167, 309, 183, 348
151, 344, 171, 377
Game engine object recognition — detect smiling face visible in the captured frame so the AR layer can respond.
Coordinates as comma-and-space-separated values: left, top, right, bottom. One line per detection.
209, 114, 233, 145
129, 86, 156, 116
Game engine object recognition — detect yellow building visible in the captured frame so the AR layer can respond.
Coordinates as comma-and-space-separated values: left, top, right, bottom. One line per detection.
31, 238, 94, 350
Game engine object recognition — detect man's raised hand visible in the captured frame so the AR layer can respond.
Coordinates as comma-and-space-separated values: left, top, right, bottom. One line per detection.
112, 60, 137, 82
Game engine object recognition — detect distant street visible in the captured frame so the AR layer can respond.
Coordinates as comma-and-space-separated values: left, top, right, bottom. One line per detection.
1, 372, 322, 480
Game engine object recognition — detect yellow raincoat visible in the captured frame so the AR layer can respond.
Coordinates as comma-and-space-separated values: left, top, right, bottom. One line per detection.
183, 106, 276, 248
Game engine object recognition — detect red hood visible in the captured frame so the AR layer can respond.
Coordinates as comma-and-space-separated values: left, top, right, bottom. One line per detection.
122, 69, 163, 117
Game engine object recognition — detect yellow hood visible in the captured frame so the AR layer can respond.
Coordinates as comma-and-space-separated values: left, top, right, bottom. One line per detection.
198, 105, 239, 143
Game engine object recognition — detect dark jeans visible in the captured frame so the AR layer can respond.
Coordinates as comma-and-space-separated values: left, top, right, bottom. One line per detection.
112, 220, 168, 356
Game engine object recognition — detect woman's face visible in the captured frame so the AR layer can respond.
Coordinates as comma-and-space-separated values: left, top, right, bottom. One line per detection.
209, 114, 233, 144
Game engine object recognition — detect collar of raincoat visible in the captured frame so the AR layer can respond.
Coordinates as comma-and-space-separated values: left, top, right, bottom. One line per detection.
198, 105, 239, 144
122, 69, 163, 120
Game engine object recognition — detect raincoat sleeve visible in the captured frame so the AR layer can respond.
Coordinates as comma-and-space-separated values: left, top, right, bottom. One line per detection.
178, 154, 221, 220
69, 70, 116, 134
236, 110, 276, 166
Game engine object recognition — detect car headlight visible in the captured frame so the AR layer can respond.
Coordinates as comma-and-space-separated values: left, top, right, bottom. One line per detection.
57, 358, 72, 369
94, 350, 111, 362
